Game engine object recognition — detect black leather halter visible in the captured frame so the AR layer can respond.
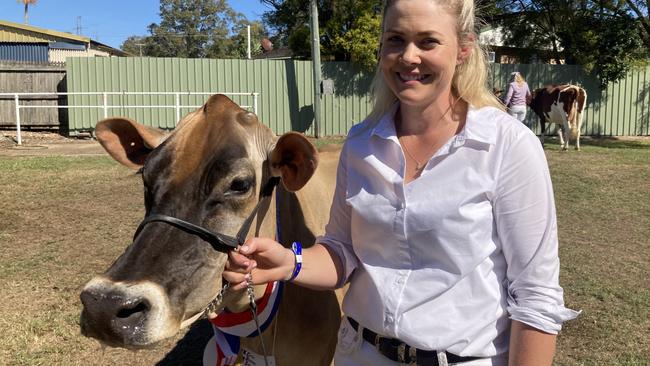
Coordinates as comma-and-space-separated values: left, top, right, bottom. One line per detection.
132, 177, 281, 253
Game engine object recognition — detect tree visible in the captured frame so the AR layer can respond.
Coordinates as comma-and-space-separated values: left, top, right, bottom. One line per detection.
261, 0, 382, 68
227, 20, 268, 58
149, 0, 239, 58
325, 0, 382, 69
121, 36, 148, 56
17, 0, 38, 24
493, 0, 646, 86
124, 0, 268, 59
261, 0, 311, 54
603, 0, 650, 54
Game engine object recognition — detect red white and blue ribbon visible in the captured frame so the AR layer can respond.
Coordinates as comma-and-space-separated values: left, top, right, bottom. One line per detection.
203, 280, 284, 366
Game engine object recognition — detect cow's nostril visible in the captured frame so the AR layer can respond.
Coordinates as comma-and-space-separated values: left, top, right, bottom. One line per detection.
116, 300, 150, 319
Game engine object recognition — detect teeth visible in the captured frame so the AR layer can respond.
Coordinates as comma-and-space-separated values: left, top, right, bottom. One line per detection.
400, 73, 426, 81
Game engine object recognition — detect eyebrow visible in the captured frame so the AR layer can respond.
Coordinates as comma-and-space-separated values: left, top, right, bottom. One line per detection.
384, 29, 442, 37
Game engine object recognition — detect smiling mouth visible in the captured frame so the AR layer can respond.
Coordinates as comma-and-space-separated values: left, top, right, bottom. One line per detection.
397, 73, 431, 82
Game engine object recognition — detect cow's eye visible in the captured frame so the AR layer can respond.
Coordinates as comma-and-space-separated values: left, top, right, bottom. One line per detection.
229, 178, 252, 194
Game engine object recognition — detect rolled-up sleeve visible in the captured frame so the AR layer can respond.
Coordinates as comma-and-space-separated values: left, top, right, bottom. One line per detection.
494, 130, 580, 334
316, 140, 359, 288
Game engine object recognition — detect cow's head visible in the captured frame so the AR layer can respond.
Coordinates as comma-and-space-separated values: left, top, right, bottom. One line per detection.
79, 94, 318, 348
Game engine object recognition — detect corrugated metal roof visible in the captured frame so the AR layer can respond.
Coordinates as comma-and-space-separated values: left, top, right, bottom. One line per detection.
0, 43, 48, 63
50, 41, 86, 51
0, 19, 89, 44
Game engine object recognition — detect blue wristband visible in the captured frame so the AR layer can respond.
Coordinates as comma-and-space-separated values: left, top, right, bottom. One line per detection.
287, 241, 302, 282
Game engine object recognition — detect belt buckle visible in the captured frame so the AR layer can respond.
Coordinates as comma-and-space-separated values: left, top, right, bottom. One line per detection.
398, 343, 417, 365
397, 343, 406, 363
375, 335, 396, 362
408, 346, 417, 365
374, 334, 381, 350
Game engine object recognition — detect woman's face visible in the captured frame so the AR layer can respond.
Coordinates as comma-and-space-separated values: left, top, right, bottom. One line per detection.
380, 0, 463, 109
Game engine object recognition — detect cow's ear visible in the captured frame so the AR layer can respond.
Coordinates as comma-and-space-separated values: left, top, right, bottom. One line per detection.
95, 118, 167, 169
269, 132, 318, 192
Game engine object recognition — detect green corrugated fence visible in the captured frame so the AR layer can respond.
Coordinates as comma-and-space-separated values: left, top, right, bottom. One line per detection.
66, 57, 650, 136
489, 64, 650, 136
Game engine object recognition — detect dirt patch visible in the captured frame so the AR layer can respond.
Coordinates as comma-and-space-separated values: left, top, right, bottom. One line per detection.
0, 130, 104, 156
0, 132, 649, 365
2, 130, 648, 157
0, 130, 348, 157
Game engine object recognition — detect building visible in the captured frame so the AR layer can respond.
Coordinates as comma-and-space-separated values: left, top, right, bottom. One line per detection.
0, 19, 127, 65
479, 25, 564, 65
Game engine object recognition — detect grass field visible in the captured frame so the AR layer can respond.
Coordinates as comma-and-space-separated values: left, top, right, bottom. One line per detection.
0, 137, 648, 365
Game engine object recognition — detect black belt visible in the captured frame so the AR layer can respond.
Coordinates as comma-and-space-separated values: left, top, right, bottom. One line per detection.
347, 317, 480, 365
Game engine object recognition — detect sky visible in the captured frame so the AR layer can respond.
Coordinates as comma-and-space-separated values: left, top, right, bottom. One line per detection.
0, 0, 269, 49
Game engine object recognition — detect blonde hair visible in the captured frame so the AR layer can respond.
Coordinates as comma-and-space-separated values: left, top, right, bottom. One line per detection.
367, 0, 504, 122
513, 72, 526, 84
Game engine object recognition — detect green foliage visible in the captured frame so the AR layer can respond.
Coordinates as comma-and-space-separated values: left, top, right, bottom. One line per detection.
120, 36, 148, 56
586, 16, 645, 86
120, 0, 268, 59
262, 0, 382, 69
287, 25, 312, 59
229, 21, 268, 58
329, 12, 381, 70
494, 0, 647, 86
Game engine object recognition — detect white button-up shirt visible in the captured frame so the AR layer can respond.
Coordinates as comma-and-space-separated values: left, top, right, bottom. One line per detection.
318, 104, 579, 358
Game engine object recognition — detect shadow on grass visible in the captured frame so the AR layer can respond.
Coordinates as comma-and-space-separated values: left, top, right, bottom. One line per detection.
579, 137, 650, 150
156, 319, 211, 365
540, 136, 650, 150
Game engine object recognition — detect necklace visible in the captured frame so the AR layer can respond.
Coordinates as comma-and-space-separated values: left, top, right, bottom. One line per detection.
400, 136, 426, 172
397, 103, 456, 174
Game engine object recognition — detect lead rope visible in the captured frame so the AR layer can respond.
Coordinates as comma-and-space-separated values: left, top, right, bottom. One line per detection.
246, 275, 270, 366
240, 178, 281, 366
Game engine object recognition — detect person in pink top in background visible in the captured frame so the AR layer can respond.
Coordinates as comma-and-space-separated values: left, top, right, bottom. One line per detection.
503, 71, 532, 127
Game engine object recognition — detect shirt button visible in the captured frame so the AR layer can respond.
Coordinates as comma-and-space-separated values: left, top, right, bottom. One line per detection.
396, 277, 405, 285
385, 314, 394, 323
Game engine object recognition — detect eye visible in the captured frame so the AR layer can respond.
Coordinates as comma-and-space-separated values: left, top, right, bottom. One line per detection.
228, 178, 253, 195
386, 35, 403, 45
421, 38, 439, 49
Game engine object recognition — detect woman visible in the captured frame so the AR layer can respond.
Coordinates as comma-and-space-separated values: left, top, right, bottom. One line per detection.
225, 0, 578, 365
503, 71, 532, 126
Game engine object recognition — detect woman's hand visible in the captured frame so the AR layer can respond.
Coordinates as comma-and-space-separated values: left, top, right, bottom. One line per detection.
224, 237, 295, 290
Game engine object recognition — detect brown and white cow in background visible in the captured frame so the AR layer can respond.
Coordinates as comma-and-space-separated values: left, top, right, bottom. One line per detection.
79, 94, 342, 365
529, 84, 587, 150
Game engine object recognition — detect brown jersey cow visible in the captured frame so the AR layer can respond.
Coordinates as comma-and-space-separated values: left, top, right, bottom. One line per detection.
79, 94, 342, 365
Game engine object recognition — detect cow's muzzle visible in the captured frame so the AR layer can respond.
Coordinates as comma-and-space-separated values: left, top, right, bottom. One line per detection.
79, 276, 178, 348
80, 286, 151, 348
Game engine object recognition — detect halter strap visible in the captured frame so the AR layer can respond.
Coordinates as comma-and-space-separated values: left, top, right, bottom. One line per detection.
132, 177, 281, 252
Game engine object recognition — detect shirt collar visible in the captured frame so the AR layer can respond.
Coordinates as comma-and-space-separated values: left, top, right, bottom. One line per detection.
371, 103, 498, 146
370, 103, 400, 141
464, 106, 497, 145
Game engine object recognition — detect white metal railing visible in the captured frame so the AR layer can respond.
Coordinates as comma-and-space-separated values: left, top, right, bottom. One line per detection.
0, 91, 259, 145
